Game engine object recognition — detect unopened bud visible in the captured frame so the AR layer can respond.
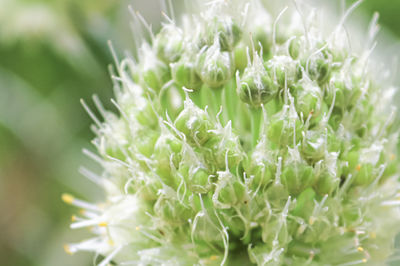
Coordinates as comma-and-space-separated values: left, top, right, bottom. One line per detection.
196, 42, 234, 89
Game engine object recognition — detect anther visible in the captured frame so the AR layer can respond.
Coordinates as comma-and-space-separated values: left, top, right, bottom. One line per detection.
62, 193, 75, 205
98, 222, 108, 227
64, 244, 73, 255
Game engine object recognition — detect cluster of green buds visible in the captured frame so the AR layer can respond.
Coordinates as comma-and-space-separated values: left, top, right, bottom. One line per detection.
63, 0, 400, 265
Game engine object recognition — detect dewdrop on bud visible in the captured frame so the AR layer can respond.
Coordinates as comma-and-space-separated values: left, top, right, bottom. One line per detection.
196, 39, 234, 89
237, 51, 277, 107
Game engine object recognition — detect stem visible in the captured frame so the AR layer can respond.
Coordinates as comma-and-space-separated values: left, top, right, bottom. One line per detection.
224, 80, 236, 128
160, 87, 170, 120
190, 88, 203, 108
200, 85, 210, 111
211, 87, 224, 123
250, 107, 262, 148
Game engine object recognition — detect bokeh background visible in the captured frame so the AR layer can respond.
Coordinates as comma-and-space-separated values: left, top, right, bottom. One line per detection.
0, 0, 399, 265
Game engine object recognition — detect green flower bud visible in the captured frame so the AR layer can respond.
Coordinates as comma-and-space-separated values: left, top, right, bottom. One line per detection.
341, 150, 360, 177
306, 55, 331, 85
353, 163, 374, 186
252, 26, 271, 57
135, 102, 159, 128
204, 17, 242, 51
301, 128, 341, 165
247, 162, 274, 190
154, 24, 184, 63
351, 99, 374, 137
314, 170, 339, 195
267, 118, 303, 149
295, 82, 323, 120
301, 130, 326, 162
171, 56, 202, 90
288, 36, 302, 60
178, 164, 210, 193
213, 170, 248, 208
234, 43, 248, 72
328, 107, 343, 131
292, 187, 316, 219
153, 132, 183, 185
154, 196, 192, 223
245, 138, 276, 189
174, 99, 213, 145
140, 44, 171, 92
202, 126, 243, 170
237, 52, 277, 106
281, 162, 314, 195
136, 129, 159, 158
196, 42, 234, 89
332, 74, 362, 111
266, 55, 300, 88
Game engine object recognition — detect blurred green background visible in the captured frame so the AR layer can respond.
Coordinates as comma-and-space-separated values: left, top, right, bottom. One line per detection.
0, 0, 399, 265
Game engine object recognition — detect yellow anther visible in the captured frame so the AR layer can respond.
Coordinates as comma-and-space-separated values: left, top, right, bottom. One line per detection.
64, 244, 73, 255
79, 209, 86, 215
357, 246, 364, 252
309, 216, 315, 225
362, 258, 367, 263
369, 231, 376, 239
210, 255, 218, 261
61, 193, 74, 204
71, 215, 77, 222
136, 226, 141, 231
356, 164, 361, 171
98, 222, 108, 227
108, 239, 115, 246
390, 154, 396, 161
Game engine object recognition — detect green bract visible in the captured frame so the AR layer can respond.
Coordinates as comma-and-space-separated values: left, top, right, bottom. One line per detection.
64, 1, 400, 265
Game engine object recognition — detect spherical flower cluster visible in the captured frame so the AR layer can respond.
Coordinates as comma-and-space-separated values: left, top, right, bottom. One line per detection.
63, 0, 400, 265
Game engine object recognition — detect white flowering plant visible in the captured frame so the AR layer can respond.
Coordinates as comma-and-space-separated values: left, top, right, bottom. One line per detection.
63, 0, 400, 265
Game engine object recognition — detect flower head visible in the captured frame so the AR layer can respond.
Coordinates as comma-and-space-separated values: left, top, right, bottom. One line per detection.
64, 0, 400, 265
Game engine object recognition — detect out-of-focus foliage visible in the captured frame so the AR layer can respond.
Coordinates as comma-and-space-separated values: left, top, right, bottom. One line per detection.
0, 0, 132, 265
0, 0, 399, 265
362, 0, 400, 37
